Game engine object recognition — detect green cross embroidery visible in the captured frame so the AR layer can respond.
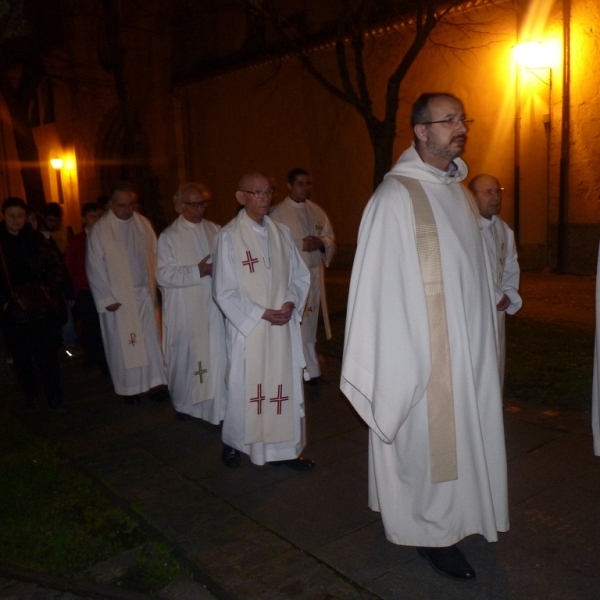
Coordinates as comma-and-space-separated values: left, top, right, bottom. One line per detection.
194, 361, 208, 384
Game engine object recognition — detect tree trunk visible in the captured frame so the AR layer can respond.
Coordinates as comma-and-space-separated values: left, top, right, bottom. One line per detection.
367, 119, 396, 191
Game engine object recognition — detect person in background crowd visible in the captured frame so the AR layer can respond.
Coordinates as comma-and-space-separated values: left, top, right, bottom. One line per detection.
65, 202, 107, 374
40, 202, 77, 353
0, 197, 69, 412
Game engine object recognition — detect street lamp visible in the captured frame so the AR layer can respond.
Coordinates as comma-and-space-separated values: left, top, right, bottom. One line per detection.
50, 157, 64, 204
513, 41, 553, 266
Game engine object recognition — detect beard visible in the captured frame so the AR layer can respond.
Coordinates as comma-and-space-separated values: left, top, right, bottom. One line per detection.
426, 133, 466, 162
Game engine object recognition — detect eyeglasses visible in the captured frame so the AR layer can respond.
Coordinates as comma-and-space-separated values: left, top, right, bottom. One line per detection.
478, 188, 504, 197
240, 189, 273, 198
420, 117, 474, 128
182, 201, 209, 208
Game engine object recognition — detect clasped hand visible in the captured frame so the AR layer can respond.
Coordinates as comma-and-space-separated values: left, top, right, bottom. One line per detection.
262, 301, 294, 326
198, 253, 213, 278
302, 235, 324, 252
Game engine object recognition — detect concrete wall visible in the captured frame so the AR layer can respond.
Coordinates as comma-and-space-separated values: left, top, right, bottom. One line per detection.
2, 0, 600, 273
176, 2, 519, 247
171, 0, 600, 273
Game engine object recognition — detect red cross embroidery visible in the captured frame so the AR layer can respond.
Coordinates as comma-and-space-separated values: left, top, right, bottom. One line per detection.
242, 251, 259, 273
250, 384, 265, 415
128, 333, 137, 346
270, 384, 289, 415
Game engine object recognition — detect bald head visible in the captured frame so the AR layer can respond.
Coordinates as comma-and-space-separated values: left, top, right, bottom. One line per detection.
235, 172, 273, 223
469, 174, 503, 220
237, 172, 268, 191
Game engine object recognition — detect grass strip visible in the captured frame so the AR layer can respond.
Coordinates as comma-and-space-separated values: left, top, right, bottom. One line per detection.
0, 394, 183, 592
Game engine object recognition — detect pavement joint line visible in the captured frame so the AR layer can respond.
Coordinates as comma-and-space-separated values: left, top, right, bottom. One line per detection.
515, 432, 569, 458
79, 465, 235, 600
80, 444, 386, 600
0, 562, 153, 600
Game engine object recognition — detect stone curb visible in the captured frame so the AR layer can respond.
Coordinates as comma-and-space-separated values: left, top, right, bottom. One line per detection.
0, 563, 153, 600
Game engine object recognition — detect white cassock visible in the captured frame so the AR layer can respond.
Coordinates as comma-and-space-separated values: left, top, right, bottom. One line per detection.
592, 243, 600, 456
213, 210, 310, 465
480, 215, 522, 386
341, 144, 508, 547
86, 210, 166, 396
270, 197, 335, 378
156, 214, 227, 423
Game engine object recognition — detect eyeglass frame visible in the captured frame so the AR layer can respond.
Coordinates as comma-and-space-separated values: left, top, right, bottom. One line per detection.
419, 117, 474, 127
239, 189, 274, 198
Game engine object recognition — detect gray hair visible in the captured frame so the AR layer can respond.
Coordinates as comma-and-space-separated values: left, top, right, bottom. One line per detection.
173, 183, 211, 204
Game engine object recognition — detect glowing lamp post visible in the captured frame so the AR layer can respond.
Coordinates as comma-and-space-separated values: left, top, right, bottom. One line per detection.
513, 41, 556, 267
50, 157, 64, 204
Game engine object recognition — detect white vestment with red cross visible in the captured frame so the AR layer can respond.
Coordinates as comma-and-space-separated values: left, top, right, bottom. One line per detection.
213, 210, 310, 465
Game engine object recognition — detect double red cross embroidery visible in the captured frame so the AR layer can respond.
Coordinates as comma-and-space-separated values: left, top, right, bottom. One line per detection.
250, 384, 265, 414
270, 384, 289, 415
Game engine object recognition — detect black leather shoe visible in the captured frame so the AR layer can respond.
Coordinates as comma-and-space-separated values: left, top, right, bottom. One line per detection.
271, 456, 316, 471
221, 444, 241, 468
149, 389, 171, 403
124, 394, 142, 405
175, 411, 194, 421
417, 546, 476, 580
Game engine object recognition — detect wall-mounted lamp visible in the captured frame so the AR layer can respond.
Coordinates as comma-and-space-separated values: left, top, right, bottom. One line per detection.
50, 156, 64, 204
513, 41, 548, 68
50, 157, 64, 170
513, 41, 553, 85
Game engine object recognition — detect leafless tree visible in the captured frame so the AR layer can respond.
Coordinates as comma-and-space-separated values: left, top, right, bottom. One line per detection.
243, 0, 503, 189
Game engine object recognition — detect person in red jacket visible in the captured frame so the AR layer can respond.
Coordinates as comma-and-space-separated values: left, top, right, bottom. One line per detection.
65, 202, 107, 373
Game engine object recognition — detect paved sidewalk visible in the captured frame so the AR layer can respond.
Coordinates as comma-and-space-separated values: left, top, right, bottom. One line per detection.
12, 272, 600, 600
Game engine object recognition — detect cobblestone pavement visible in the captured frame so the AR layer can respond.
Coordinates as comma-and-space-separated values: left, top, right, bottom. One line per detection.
4, 272, 600, 600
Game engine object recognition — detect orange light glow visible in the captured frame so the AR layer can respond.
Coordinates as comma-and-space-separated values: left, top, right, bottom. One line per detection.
50, 157, 64, 170
513, 41, 559, 68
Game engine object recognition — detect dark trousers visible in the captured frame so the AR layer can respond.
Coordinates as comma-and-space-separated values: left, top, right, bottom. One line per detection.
76, 290, 107, 369
2, 316, 62, 407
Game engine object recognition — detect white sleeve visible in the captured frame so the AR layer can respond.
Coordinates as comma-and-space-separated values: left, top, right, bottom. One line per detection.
212, 229, 265, 337
502, 225, 522, 315
156, 232, 202, 289
85, 227, 118, 313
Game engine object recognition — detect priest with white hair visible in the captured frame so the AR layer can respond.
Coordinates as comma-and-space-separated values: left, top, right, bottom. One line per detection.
157, 183, 227, 423
86, 183, 168, 405
212, 172, 313, 470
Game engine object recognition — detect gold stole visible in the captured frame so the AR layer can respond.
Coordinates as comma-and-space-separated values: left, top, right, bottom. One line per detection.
391, 175, 458, 484
175, 217, 216, 403
104, 211, 155, 369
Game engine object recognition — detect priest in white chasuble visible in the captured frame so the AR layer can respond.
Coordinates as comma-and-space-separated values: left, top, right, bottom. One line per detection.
270, 168, 336, 383
469, 173, 522, 389
86, 183, 168, 405
341, 94, 508, 581
213, 172, 313, 470
157, 183, 227, 423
